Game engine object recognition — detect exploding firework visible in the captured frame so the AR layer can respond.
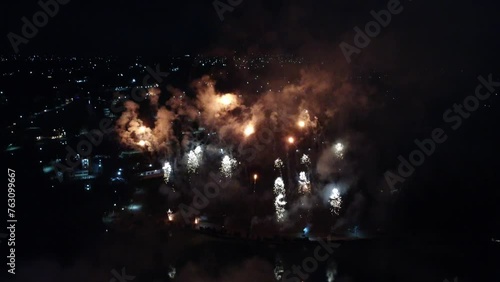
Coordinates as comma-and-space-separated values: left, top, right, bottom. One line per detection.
300, 154, 311, 167
274, 158, 284, 169
186, 146, 203, 173
163, 162, 172, 183
297, 120, 306, 128
334, 142, 344, 158
329, 188, 342, 215
219, 93, 235, 106
244, 124, 255, 137
273, 177, 286, 222
298, 171, 311, 194
220, 155, 237, 178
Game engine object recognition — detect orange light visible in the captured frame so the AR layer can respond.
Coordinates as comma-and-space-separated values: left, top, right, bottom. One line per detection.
244, 125, 255, 137
288, 137, 295, 144
253, 174, 258, 181
298, 120, 305, 128
138, 140, 146, 147
138, 126, 146, 134
219, 94, 233, 106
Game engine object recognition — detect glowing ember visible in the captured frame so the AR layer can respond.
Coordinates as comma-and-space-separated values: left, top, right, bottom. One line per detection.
138, 126, 147, 134
244, 124, 255, 137
287, 137, 295, 144
253, 174, 258, 181
300, 154, 311, 166
298, 120, 306, 128
219, 94, 234, 106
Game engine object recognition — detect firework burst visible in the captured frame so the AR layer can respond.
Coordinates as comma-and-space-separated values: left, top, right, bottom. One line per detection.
298, 171, 311, 194
162, 161, 172, 183
300, 154, 311, 167
186, 146, 203, 174
334, 142, 344, 159
329, 187, 342, 215
273, 177, 287, 222
220, 155, 237, 178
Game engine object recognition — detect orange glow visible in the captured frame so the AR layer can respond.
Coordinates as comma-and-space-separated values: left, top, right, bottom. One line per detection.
194, 217, 200, 225
138, 140, 146, 147
138, 126, 146, 134
219, 94, 234, 106
244, 125, 255, 137
253, 174, 258, 181
298, 120, 306, 128
288, 137, 295, 144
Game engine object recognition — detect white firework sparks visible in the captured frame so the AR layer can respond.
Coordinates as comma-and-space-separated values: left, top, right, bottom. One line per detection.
300, 154, 311, 167
162, 161, 172, 183
329, 188, 342, 215
334, 142, 344, 158
274, 158, 284, 170
298, 171, 311, 194
273, 177, 286, 222
220, 155, 237, 178
186, 146, 203, 173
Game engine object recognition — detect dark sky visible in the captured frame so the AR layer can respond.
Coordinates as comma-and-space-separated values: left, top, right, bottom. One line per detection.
2, 0, 500, 66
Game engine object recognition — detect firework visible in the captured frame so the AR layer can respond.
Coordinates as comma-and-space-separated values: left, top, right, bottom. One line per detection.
167, 209, 174, 221
220, 155, 237, 178
219, 93, 235, 106
329, 187, 342, 215
300, 154, 311, 167
334, 142, 344, 158
274, 158, 284, 169
162, 162, 172, 183
244, 124, 255, 137
297, 120, 306, 128
298, 171, 311, 194
186, 146, 203, 174
273, 177, 286, 222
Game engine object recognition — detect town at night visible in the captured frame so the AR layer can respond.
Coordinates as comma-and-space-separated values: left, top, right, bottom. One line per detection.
1, 0, 500, 281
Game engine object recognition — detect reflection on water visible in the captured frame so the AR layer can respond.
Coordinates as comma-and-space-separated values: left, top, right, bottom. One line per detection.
274, 255, 284, 281
168, 230, 499, 282
326, 259, 338, 282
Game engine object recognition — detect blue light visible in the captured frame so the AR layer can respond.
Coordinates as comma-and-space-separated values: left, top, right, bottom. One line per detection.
303, 226, 310, 234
